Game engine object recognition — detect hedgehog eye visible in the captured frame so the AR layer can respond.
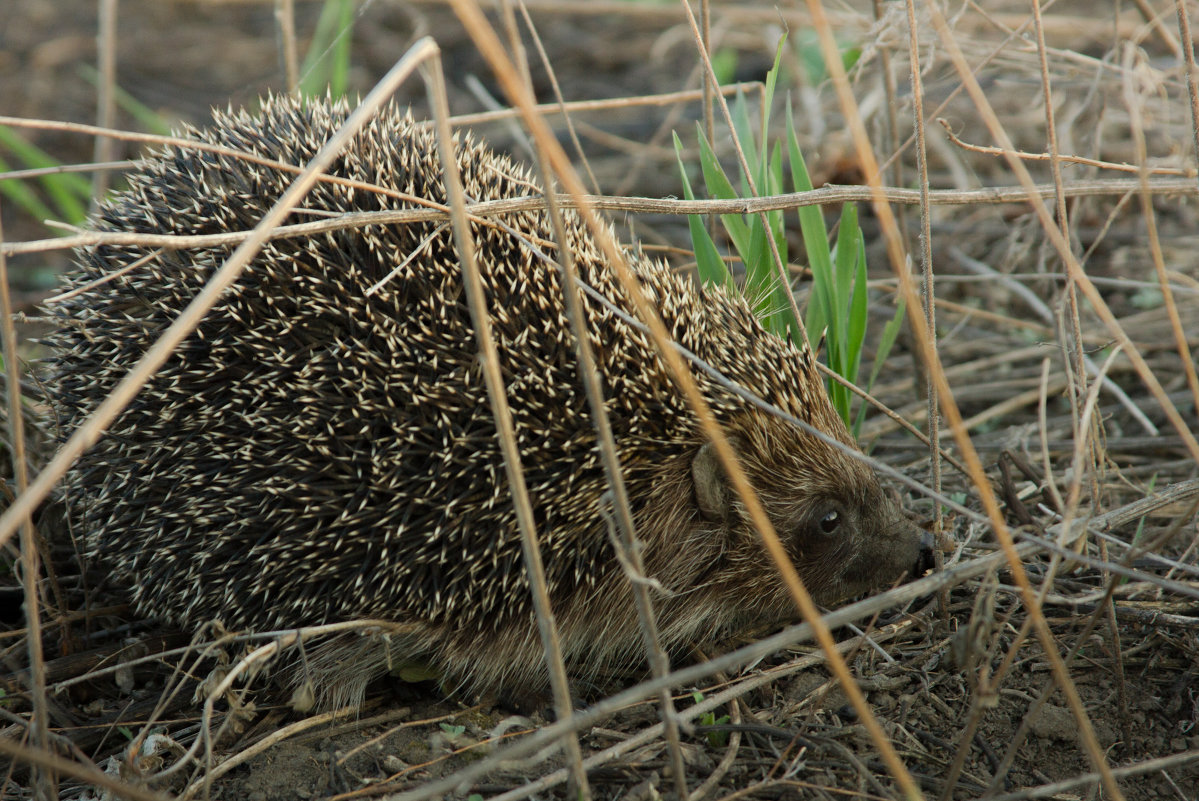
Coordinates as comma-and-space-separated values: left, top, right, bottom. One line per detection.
819, 509, 841, 534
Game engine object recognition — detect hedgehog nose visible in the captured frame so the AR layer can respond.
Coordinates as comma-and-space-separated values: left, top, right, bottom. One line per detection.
913, 528, 936, 578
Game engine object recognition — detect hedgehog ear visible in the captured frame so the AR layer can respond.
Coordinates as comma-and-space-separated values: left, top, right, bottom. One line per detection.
692, 438, 742, 522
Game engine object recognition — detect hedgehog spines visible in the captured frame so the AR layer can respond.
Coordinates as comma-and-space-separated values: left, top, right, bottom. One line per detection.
45, 94, 925, 707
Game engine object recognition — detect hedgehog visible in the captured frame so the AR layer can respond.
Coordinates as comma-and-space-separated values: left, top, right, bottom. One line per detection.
43, 94, 929, 710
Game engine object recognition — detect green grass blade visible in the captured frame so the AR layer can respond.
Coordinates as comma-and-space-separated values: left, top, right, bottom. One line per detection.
300, 0, 355, 98
731, 91, 759, 189
744, 209, 772, 319
695, 124, 751, 255
711, 48, 738, 85
687, 208, 731, 288
328, 0, 354, 96
0, 154, 59, 225
674, 132, 732, 287
787, 103, 834, 348
0, 126, 90, 223
847, 234, 868, 384
767, 140, 787, 263
825, 205, 866, 421
742, 136, 775, 328
759, 34, 787, 144
832, 204, 863, 376
833, 205, 859, 327
764, 141, 796, 341
77, 65, 172, 136
873, 298, 907, 391
852, 297, 906, 437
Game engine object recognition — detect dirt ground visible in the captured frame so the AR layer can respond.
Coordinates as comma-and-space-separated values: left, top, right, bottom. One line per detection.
1, 1, 1198, 800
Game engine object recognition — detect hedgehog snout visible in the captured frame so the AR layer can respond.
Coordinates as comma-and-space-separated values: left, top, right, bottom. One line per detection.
913, 527, 936, 579
836, 498, 930, 598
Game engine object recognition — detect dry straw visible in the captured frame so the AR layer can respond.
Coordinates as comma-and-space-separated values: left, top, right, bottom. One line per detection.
2, 1, 1198, 799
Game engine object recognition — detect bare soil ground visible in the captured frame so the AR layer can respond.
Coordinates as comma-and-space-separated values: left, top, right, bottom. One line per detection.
1, 1, 1198, 800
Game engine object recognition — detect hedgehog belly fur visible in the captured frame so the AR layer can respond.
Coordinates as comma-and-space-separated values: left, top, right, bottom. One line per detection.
44, 95, 926, 708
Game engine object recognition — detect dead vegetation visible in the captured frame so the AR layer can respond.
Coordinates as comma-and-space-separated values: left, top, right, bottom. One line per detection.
0, 1, 1197, 800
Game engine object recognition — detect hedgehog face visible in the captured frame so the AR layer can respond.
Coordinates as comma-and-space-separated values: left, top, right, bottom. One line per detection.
786, 481, 931, 602
687, 416, 928, 609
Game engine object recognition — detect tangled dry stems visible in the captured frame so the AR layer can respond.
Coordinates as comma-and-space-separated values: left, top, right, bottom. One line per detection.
0, 1, 1197, 800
